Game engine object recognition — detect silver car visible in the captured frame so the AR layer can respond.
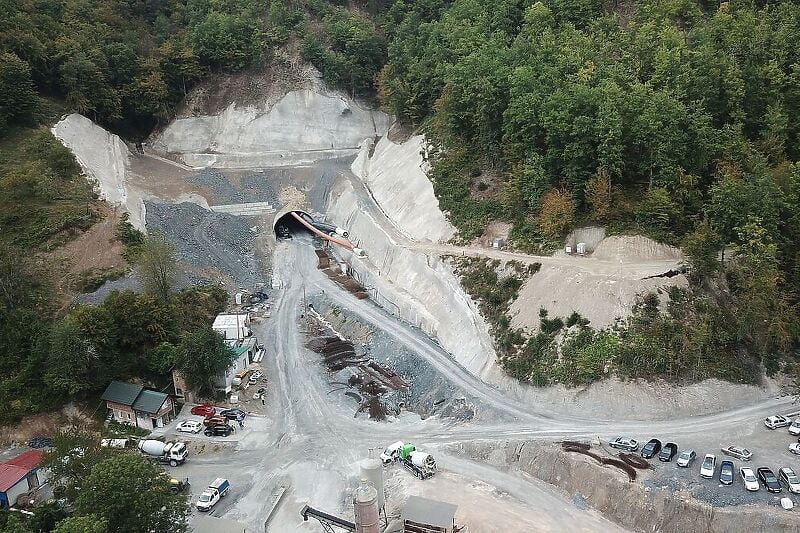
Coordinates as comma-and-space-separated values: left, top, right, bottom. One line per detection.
609, 437, 638, 452
779, 467, 800, 494
721, 445, 753, 461
676, 449, 696, 467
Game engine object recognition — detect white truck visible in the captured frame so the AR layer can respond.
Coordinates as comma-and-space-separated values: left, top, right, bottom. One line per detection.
137, 440, 188, 467
196, 478, 230, 512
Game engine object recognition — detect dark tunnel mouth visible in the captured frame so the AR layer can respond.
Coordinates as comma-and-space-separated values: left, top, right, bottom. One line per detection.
274, 211, 313, 238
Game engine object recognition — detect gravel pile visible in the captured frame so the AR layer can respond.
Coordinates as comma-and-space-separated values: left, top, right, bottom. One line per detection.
145, 201, 265, 285
188, 168, 278, 205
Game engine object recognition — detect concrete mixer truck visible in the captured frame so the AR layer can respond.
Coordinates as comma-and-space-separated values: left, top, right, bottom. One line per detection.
379, 441, 436, 479
402, 450, 437, 479
137, 439, 188, 467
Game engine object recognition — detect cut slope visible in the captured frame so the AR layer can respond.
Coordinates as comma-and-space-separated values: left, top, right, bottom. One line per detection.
51, 114, 144, 231
351, 135, 456, 243
151, 89, 392, 168
327, 180, 496, 378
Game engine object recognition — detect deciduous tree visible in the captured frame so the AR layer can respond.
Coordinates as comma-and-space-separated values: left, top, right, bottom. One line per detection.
175, 327, 237, 398
74, 454, 188, 533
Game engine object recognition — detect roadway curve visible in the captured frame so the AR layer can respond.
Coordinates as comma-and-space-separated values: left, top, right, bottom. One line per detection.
227, 236, 795, 531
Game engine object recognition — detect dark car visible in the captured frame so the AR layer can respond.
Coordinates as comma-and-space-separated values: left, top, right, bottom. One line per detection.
719, 460, 734, 485
277, 225, 291, 239
658, 443, 678, 462
641, 439, 662, 459
757, 467, 782, 493
204, 424, 233, 437
220, 409, 247, 421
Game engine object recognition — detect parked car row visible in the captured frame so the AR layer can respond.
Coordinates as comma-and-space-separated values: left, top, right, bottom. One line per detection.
610, 434, 800, 494
177, 405, 248, 438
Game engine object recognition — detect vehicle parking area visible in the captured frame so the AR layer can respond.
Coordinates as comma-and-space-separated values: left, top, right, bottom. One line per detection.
152, 403, 271, 447
607, 408, 800, 508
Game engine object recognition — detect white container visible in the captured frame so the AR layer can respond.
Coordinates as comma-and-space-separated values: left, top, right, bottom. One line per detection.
576, 242, 587, 255
235, 292, 243, 305
230, 394, 239, 404
565, 245, 572, 254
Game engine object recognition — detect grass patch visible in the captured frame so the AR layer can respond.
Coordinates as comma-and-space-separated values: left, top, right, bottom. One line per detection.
74, 267, 127, 293
0, 126, 97, 250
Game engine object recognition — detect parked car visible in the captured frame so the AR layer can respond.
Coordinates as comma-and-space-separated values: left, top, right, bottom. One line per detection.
191, 404, 215, 417
609, 437, 638, 452
779, 467, 800, 494
676, 449, 696, 468
204, 424, 234, 437
641, 439, 662, 459
659, 443, 678, 462
790, 443, 800, 456
722, 445, 752, 461
765, 415, 791, 430
719, 460, 734, 485
203, 415, 227, 427
220, 409, 246, 421
277, 225, 291, 239
176, 420, 202, 433
700, 454, 716, 479
740, 467, 760, 491
789, 419, 800, 436
758, 467, 782, 493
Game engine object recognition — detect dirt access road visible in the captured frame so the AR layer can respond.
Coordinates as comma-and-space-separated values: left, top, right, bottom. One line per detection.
194, 236, 794, 532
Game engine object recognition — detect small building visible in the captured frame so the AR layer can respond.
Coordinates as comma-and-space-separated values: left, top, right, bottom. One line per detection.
403, 495, 458, 533
0, 450, 48, 508
101, 381, 174, 430
215, 338, 257, 393
212, 313, 252, 341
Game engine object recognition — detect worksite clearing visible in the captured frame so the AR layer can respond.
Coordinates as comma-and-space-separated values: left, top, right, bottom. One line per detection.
50, 71, 799, 533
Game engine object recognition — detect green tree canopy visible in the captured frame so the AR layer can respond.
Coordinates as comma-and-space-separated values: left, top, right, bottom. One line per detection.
54, 515, 108, 533
0, 52, 38, 128
175, 327, 237, 398
74, 454, 187, 533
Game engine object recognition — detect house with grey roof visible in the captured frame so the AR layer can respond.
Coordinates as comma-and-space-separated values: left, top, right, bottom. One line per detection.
101, 380, 175, 430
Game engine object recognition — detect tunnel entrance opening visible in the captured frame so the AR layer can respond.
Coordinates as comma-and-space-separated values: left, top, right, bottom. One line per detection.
274, 211, 313, 239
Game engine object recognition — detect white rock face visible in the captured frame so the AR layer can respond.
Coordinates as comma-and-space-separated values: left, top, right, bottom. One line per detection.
152, 90, 392, 168
351, 135, 456, 243
52, 113, 145, 231
328, 180, 496, 378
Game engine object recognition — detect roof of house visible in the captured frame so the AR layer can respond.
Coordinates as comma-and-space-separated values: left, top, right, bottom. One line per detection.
6, 450, 44, 471
101, 381, 144, 406
212, 313, 250, 329
403, 495, 458, 528
0, 450, 44, 493
0, 465, 29, 493
131, 389, 168, 414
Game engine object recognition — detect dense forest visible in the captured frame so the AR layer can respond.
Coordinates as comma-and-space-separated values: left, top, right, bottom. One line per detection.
376, 0, 800, 384
1, 0, 800, 431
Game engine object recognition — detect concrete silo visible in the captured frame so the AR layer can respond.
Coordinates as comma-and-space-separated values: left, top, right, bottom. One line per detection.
353, 479, 380, 533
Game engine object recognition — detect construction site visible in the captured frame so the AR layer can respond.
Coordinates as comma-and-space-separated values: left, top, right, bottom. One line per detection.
48, 66, 800, 533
